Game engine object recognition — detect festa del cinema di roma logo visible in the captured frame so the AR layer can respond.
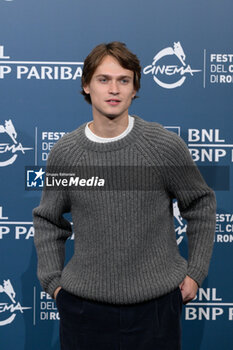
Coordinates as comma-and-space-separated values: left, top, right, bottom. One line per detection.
0, 279, 31, 326
0, 119, 33, 166
143, 41, 201, 88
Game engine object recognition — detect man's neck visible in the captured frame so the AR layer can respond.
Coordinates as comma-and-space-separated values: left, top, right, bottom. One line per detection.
89, 112, 129, 138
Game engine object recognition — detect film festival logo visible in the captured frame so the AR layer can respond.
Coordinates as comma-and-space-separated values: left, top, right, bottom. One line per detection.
0, 119, 33, 166
0, 279, 31, 326
143, 41, 201, 88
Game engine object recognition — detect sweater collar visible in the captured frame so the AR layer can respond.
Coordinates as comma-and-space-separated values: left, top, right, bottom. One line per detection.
77, 115, 145, 152
85, 115, 134, 143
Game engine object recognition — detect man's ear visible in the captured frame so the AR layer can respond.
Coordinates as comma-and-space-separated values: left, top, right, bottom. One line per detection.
132, 90, 137, 99
83, 85, 90, 94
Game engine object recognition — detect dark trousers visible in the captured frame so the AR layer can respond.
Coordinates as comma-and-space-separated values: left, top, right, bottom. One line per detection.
56, 287, 183, 350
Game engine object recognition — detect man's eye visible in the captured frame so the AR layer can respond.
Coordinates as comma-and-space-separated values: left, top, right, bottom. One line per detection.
121, 79, 129, 84
99, 78, 107, 83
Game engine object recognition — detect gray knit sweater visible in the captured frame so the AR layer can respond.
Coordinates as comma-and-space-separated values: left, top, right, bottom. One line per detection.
33, 115, 216, 304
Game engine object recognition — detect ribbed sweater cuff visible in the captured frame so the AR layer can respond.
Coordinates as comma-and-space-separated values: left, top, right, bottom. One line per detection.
187, 265, 207, 287
46, 276, 61, 298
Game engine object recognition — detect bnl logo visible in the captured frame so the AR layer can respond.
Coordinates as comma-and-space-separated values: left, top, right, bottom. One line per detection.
26, 167, 45, 188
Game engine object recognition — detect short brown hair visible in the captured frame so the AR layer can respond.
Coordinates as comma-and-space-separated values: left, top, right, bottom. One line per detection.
81, 41, 141, 104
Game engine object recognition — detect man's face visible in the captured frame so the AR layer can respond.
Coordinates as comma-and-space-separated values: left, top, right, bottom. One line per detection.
83, 55, 136, 120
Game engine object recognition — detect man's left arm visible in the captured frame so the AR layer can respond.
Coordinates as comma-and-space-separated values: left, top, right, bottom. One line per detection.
163, 133, 217, 303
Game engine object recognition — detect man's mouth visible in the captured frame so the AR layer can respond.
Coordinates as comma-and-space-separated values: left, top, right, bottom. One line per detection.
106, 99, 121, 105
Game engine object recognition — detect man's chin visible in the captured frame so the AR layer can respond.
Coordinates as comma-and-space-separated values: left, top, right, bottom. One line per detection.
103, 113, 119, 119
106, 114, 117, 119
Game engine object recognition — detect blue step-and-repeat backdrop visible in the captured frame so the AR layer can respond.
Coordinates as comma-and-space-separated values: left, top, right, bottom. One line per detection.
0, 0, 232, 349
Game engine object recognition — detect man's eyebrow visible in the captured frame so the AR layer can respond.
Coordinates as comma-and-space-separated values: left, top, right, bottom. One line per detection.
95, 74, 133, 79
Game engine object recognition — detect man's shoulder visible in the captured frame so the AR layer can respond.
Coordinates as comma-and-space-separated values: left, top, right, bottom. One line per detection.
46, 122, 86, 164
136, 116, 191, 166
136, 115, 183, 146
51, 123, 85, 149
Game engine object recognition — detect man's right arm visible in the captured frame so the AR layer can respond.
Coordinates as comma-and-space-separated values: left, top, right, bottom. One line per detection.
33, 146, 72, 298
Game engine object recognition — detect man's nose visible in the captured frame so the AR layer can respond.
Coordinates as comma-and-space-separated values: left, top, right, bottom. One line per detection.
108, 80, 119, 94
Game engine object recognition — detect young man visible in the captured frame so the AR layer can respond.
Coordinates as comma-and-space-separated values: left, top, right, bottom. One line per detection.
33, 42, 216, 349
